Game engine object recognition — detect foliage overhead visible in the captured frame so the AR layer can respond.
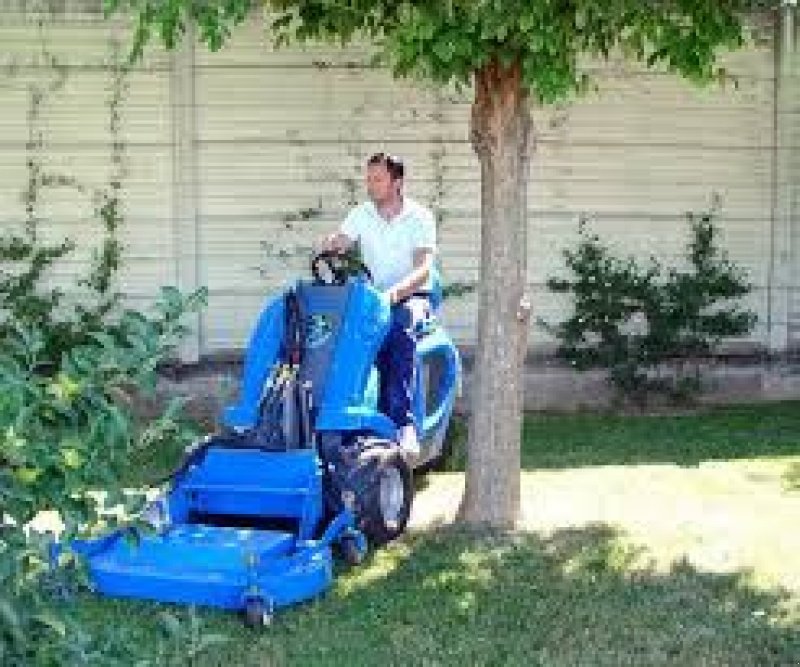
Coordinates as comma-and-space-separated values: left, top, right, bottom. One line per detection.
107, 0, 777, 101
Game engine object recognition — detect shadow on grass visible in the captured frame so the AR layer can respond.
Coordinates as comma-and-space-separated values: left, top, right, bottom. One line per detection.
443, 402, 800, 472
75, 524, 800, 666
783, 462, 800, 491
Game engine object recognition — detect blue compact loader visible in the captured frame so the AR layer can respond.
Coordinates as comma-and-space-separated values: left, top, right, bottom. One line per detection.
67, 251, 461, 626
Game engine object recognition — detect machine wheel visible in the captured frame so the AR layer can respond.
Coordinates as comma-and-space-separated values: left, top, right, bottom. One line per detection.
243, 597, 273, 628
340, 536, 365, 566
355, 444, 413, 547
414, 434, 452, 475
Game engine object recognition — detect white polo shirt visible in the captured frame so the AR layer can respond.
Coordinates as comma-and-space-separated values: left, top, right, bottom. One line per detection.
340, 198, 437, 292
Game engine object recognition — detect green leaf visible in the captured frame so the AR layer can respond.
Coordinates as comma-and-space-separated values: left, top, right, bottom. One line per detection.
104, 0, 759, 102
433, 38, 456, 63
33, 611, 68, 637
14, 467, 42, 484
0, 597, 23, 644
61, 447, 84, 470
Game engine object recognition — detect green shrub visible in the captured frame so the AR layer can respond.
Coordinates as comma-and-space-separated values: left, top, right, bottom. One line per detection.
0, 287, 207, 666
543, 208, 756, 404
0, 22, 217, 663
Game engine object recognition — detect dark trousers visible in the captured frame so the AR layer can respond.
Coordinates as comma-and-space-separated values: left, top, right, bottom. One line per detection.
376, 296, 430, 430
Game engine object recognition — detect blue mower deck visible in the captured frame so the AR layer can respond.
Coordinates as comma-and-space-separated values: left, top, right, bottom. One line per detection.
78, 526, 332, 610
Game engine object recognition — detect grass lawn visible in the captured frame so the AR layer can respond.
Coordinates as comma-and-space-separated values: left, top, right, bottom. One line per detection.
75, 401, 800, 666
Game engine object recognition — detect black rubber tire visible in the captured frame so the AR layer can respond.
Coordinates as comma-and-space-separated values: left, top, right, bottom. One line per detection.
340, 536, 365, 566
414, 434, 453, 475
353, 443, 413, 547
243, 597, 272, 628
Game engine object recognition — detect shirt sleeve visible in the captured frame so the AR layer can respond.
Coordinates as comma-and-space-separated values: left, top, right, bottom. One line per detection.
413, 210, 437, 251
340, 206, 362, 241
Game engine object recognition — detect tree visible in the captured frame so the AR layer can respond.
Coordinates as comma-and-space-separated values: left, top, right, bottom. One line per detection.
107, 0, 775, 527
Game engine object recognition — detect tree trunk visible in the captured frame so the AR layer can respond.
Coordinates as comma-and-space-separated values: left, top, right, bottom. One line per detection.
458, 57, 532, 528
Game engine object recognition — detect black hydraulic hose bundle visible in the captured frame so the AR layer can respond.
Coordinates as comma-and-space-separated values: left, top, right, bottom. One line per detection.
284, 287, 304, 368
285, 288, 316, 447
252, 287, 316, 451
160, 289, 318, 485
282, 288, 313, 449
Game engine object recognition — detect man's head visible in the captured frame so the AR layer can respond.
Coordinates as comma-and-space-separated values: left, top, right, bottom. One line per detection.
366, 152, 404, 206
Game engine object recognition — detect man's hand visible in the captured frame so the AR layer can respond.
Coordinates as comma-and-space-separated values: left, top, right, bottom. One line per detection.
384, 287, 398, 306
385, 248, 433, 306
319, 232, 352, 254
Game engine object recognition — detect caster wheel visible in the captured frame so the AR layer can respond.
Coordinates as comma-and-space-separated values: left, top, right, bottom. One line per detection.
243, 597, 273, 628
341, 536, 365, 566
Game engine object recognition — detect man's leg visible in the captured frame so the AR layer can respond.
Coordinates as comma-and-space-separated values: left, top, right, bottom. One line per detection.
375, 340, 391, 418
377, 297, 429, 458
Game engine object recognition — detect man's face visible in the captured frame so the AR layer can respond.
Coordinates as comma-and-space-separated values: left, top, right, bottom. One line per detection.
366, 164, 400, 205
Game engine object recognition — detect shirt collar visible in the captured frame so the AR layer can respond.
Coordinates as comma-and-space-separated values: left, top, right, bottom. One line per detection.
367, 197, 408, 223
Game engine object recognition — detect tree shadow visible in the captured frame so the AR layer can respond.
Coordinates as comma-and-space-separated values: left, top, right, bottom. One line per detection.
782, 462, 800, 492
223, 523, 800, 666
72, 523, 800, 666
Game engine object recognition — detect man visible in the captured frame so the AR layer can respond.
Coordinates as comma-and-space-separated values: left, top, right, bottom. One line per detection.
321, 152, 436, 459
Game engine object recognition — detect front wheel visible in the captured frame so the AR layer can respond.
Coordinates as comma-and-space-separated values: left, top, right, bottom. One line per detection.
243, 596, 274, 628
339, 535, 366, 566
354, 444, 413, 546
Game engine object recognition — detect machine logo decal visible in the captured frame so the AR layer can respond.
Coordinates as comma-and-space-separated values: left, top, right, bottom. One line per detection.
306, 314, 333, 349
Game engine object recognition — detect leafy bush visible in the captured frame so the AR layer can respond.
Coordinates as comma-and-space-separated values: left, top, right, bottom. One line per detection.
0, 23, 218, 662
543, 208, 756, 404
0, 287, 207, 666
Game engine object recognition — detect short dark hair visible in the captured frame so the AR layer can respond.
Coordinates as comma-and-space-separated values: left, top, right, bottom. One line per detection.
367, 152, 405, 181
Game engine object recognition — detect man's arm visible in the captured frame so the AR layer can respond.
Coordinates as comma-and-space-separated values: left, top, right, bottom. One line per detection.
386, 248, 434, 305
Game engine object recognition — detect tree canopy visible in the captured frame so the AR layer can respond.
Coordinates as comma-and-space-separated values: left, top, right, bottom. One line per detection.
113, 1, 772, 99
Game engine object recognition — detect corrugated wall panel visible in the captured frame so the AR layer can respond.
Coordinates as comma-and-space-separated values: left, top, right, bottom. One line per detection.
191, 27, 777, 350
2, 12, 788, 355
0, 10, 175, 310
422, 46, 776, 349
194, 31, 452, 347
787, 19, 800, 348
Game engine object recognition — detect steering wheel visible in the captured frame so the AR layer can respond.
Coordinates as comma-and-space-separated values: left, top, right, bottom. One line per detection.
311, 250, 373, 286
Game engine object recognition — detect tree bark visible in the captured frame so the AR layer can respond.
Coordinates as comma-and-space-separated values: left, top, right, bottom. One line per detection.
458, 57, 532, 528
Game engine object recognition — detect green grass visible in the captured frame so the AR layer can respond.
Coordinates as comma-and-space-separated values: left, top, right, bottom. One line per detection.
442, 400, 800, 472
77, 401, 800, 666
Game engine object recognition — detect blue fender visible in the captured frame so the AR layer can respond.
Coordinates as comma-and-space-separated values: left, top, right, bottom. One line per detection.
222, 295, 286, 431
